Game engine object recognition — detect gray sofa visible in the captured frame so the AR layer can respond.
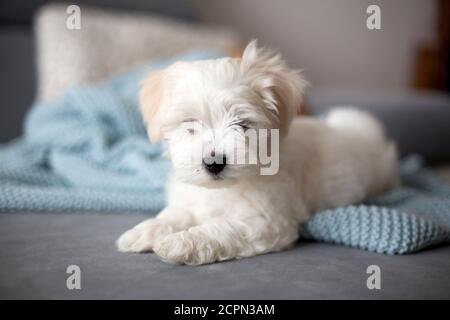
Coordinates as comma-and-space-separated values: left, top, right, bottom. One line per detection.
1, 1, 450, 300
1, 213, 450, 299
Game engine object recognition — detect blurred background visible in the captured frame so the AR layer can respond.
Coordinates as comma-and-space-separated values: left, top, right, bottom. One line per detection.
195, 0, 445, 91
0, 0, 449, 162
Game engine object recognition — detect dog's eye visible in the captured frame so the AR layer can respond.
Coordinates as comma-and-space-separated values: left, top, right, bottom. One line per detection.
183, 118, 198, 135
236, 120, 251, 131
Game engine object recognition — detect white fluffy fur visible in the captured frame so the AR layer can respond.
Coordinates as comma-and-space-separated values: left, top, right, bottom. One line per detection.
116, 41, 399, 265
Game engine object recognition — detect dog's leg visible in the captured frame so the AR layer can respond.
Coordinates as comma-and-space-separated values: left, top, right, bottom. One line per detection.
153, 212, 299, 265
116, 207, 196, 253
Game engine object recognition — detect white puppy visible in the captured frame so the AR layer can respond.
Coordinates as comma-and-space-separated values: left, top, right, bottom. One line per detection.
117, 41, 398, 265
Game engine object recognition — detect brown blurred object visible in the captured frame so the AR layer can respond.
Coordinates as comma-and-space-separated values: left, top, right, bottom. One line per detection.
298, 102, 309, 116
229, 46, 244, 57
413, 0, 450, 91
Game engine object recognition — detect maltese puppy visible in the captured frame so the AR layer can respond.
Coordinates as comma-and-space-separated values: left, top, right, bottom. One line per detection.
117, 40, 398, 265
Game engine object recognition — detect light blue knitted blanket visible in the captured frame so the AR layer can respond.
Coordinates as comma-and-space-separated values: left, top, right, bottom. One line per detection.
0, 51, 221, 213
302, 156, 450, 254
0, 51, 449, 254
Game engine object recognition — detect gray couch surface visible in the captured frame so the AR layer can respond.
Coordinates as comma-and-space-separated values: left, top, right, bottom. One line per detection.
1, 213, 449, 299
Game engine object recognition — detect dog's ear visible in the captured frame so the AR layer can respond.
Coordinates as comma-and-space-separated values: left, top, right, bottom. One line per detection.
241, 40, 309, 136
140, 62, 189, 142
140, 70, 166, 142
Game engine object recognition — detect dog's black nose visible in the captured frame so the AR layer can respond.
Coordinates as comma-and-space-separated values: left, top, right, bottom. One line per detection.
203, 155, 227, 176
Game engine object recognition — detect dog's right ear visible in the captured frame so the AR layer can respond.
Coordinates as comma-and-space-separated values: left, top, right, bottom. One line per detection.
140, 62, 189, 142
140, 69, 167, 142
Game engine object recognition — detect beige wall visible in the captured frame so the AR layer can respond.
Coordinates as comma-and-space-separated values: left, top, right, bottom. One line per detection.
192, 0, 437, 90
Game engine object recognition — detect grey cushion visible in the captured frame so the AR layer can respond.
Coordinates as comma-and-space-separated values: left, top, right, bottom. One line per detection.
0, 27, 36, 142
306, 89, 450, 165
1, 213, 449, 299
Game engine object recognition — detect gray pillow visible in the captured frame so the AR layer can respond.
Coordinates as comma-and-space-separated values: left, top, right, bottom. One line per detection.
305, 88, 450, 164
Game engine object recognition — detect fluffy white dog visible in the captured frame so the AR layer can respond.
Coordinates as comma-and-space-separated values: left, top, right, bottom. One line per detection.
116, 40, 398, 265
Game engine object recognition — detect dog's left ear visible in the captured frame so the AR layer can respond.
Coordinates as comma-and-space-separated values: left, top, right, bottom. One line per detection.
241, 40, 309, 136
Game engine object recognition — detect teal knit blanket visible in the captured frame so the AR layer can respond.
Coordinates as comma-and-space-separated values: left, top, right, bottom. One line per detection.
0, 51, 449, 254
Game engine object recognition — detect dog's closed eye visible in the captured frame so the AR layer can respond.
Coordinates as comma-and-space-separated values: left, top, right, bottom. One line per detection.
233, 120, 252, 131
183, 118, 199, 135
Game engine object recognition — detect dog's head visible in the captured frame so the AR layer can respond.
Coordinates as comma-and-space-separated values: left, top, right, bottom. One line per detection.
140, 40, 308, 187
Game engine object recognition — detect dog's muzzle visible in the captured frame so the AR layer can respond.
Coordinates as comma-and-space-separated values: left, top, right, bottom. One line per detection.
202, 154, 227, 176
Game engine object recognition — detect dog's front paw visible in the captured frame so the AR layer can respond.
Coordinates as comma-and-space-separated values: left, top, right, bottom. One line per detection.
153, 231, 220, 265
116, 220, 174, 253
